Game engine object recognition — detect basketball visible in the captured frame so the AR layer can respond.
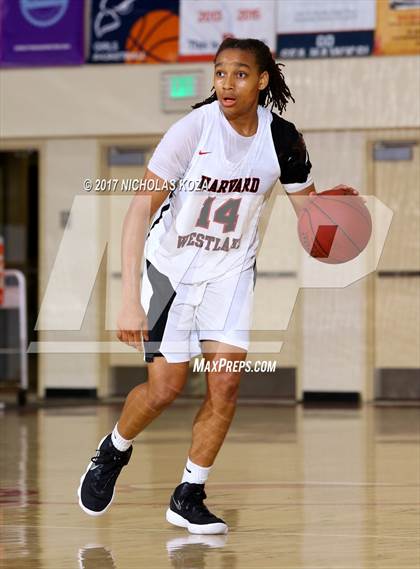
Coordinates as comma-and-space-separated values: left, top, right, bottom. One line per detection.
297, 188, 372, 264
125, 10, 179, 64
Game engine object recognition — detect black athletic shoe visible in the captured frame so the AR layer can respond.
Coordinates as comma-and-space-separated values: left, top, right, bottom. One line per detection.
166, 482, 228, 534
77, 434, 132, 516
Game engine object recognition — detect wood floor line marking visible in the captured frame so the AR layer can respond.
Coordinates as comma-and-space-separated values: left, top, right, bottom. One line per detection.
1, 524, 419, 540
2, 501, 420, 507
123, 481, 420, 490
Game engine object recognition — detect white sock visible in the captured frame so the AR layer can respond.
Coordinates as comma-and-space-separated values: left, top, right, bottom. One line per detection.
111, 424, 132, 452
181, 458, 212, 485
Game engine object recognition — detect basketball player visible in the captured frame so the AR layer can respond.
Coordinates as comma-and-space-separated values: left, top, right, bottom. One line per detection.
78, 38, 360, 534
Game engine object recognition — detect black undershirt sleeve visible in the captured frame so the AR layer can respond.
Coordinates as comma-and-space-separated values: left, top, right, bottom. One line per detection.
270, 112, 312, 185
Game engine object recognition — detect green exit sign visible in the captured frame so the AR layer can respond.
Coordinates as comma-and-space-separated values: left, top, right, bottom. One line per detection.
169, 75, 196, 99
162, 70, 203, 112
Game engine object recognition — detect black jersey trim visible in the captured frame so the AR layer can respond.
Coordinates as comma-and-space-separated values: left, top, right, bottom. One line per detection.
146, 192, 173, 239
144, 260, 177, 362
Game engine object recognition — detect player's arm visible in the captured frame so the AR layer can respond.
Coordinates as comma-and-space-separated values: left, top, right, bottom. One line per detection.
279, 130, 362, 216
285, 182, 316, 217
117, 168, 170, 349
120, 168, 170, 304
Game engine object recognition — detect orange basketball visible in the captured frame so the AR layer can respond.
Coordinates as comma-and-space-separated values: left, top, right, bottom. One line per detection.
297, 188, 372, 264
125, 10, 179, 64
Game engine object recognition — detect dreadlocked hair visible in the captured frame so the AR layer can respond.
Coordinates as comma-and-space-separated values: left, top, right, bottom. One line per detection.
192, 37, 294, 114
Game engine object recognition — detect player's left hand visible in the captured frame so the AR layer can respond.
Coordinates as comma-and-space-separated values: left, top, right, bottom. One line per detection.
310, 185, 367, 204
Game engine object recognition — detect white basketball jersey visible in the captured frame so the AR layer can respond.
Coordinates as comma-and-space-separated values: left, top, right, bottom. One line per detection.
145, 101, 280, 284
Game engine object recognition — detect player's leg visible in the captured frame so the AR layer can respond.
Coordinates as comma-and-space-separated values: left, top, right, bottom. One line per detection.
78, 257, 194, 516
187, 266, 253, 465
166, 341, 246, 535
117, 357, 189, 439
165, 266, 253, 534
189, 341, 246, 466
78, 356, 189, 516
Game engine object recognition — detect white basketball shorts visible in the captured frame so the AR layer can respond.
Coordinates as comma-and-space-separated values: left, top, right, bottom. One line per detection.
140, 259, 256, 363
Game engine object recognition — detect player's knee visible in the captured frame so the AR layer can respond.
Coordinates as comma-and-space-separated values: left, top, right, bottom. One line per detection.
210, 374, 240, 403
147, 384, 180, 409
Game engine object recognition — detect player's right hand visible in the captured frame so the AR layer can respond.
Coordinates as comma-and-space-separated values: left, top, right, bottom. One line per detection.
116, 302, 149, 351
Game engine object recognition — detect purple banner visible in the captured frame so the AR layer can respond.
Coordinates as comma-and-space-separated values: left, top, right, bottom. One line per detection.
0, 0, 84, 67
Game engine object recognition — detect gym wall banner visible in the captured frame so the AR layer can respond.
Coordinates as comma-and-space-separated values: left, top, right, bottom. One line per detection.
375, 0, 420, 55
88, 0, 179, 64
276, 0, 376, 59
0, 0, 84, 67
179, 0, 276, 61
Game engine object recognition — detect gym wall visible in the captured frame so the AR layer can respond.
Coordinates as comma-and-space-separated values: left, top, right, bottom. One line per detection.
0, 55, 418, 401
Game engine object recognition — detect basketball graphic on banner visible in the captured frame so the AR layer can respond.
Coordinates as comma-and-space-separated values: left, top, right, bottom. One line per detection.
125, 10, 179, 63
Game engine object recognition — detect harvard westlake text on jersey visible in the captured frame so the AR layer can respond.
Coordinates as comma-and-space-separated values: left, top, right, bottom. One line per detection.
199, 175, 260, 193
